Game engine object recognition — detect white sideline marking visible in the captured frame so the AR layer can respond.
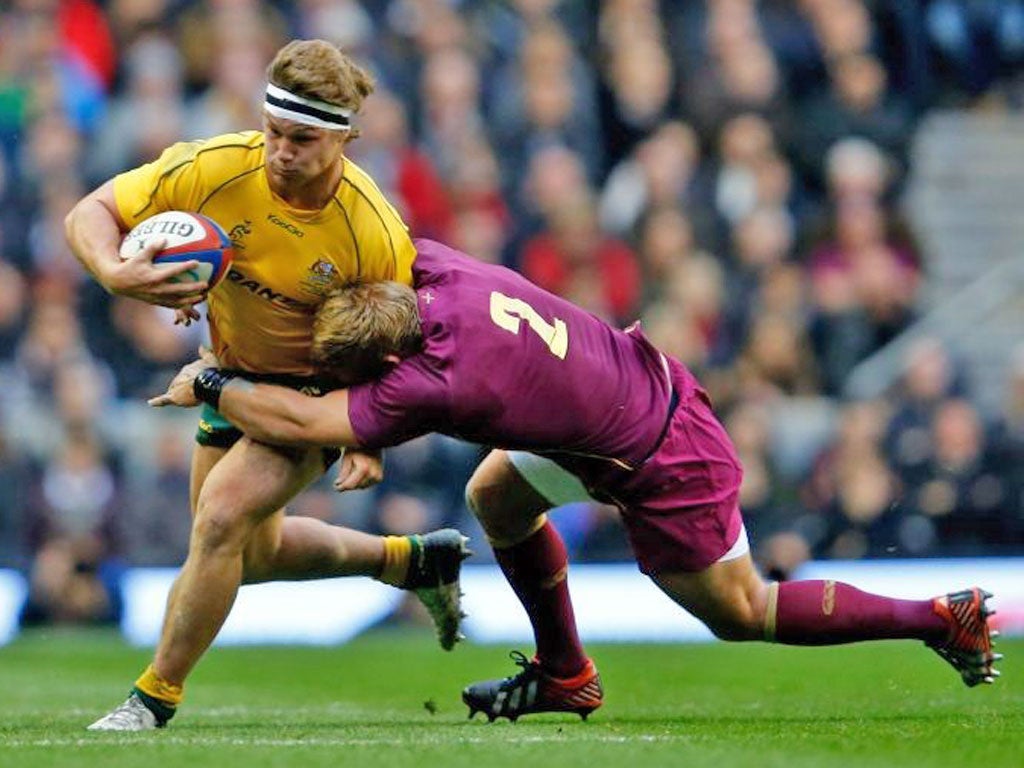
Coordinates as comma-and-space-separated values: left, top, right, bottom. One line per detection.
0, 734, 671, 748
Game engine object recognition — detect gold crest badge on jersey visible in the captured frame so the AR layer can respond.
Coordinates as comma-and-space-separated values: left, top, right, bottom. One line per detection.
300, 259, 338, 296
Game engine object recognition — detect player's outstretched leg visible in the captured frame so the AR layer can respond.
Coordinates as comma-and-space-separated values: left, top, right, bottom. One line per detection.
87, 689, 174, 732
764, 579, 1003, 685
396, 528, 472, 651
658, 552, 1004, 689
927, 587, 1002, 687
462, 650, 604, 723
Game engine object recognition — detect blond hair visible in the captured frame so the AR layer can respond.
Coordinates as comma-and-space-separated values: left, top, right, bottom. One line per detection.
312, 281, 422, 384
267, 39, 375, 140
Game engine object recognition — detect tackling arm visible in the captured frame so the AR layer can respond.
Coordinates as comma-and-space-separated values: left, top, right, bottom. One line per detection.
149, 357, 365, 448
216, 381, 362, 449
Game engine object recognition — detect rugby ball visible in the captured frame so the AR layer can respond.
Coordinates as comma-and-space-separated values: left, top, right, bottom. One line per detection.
119, 211, 234, 287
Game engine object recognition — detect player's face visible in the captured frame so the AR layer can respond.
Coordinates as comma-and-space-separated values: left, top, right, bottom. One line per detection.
262, 113, 346, 187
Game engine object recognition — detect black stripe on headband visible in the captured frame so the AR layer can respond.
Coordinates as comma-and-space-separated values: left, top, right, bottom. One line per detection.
265, 92, 351, 128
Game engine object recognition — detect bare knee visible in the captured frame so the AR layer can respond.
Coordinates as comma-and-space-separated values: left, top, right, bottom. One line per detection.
466, 451, 550, 545
191, 512, 248, 558
465, 474, 529, 545
192, 491, 252, 557
465, 469, 513, 528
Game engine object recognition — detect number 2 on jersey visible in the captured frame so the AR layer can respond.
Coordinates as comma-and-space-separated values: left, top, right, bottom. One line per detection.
489, 291, 568, 359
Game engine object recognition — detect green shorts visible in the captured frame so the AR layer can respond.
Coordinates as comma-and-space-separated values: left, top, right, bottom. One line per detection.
194, 373, 342, 468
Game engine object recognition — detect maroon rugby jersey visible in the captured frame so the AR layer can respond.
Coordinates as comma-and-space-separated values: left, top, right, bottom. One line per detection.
347, 239, 700, 477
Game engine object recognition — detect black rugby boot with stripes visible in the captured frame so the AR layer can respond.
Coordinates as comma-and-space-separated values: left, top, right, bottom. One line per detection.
463, 651, 604, 722
401, 529, 472, 651
928, 587, 1002, 687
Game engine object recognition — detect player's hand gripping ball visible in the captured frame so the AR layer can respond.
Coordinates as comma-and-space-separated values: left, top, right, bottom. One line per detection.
119, 211, 234, 287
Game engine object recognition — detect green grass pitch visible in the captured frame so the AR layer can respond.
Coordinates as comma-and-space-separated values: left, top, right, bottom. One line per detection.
0, 629, 1019, 768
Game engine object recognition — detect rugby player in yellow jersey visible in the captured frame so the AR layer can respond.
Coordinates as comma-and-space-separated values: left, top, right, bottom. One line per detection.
64, 39, 469, 731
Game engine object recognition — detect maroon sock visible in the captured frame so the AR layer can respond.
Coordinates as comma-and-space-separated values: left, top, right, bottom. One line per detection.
773, 580, 949, 645
494, 520, 588, 677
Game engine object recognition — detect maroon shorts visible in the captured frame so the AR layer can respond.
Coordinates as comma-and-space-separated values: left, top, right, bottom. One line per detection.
597, 361, 745, 575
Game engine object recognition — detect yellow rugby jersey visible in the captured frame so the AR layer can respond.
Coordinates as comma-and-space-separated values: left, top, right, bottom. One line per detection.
113, 130, 415, 374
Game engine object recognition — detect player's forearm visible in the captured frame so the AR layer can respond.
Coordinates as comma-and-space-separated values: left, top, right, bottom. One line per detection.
64, 189, 124, 288
215, 381, 313, 446
218, 380, 359, 449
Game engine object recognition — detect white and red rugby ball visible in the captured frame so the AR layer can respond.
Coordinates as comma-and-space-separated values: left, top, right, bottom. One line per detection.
119, 210, 234, 287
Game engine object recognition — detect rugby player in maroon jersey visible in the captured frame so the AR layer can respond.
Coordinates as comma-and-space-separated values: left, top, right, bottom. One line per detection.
153, 239, 1001, 722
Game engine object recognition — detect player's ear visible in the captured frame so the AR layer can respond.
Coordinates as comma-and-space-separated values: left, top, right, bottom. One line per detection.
382, 353, 402, 367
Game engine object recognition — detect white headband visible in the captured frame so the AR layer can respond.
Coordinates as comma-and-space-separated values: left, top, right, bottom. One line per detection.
264, 83, 352, 131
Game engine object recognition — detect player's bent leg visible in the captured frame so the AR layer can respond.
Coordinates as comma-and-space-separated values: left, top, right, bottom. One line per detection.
160, 438, 320, 675
240, 484, 470, 650
243, 513, 471, 651
88, 443, 232, 732
89, 439, 325, 731
463, 450, 601, 721
236, 444, 386, 583
243, 514, 386, 583
460, 521, 604, 722
206, 445, 471, 650
466, 452, 588, 672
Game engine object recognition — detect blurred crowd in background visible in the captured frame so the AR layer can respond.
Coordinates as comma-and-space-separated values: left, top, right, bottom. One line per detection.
1, 0, 1024, 625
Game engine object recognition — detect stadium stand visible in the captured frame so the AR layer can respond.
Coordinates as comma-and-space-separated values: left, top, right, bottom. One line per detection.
0, 0, 1022, 626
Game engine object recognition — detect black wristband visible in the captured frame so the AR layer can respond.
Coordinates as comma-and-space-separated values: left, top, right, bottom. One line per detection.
193, 367, 236, 410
